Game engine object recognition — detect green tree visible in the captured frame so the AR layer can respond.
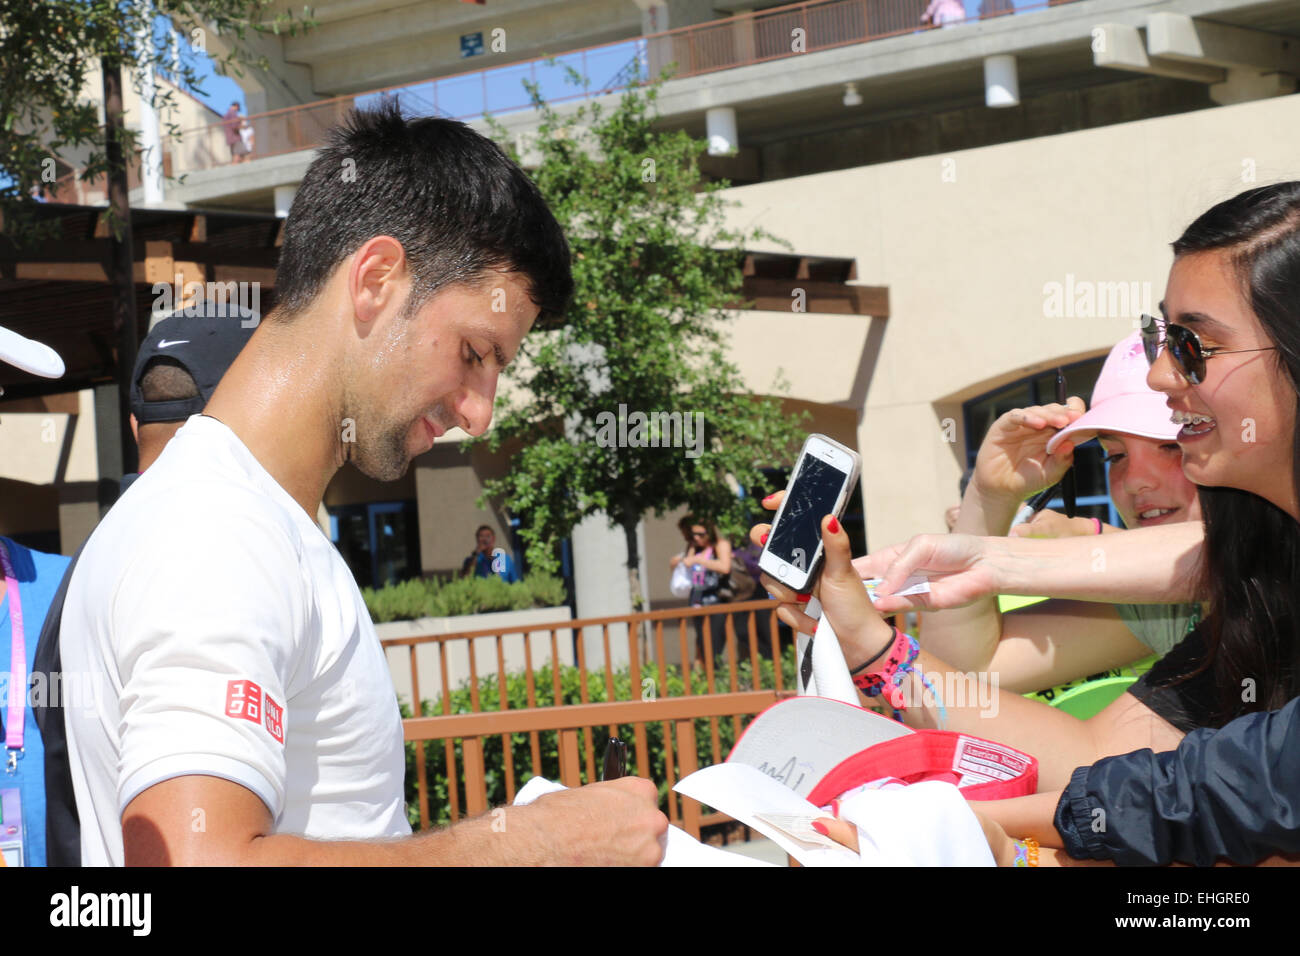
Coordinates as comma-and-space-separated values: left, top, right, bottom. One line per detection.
1, 0, 313, 243
479, 69, 807, 612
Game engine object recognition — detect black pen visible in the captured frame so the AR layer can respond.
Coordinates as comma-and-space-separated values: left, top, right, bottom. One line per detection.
1056, 368, 1077, 518
601, 737, 626, 781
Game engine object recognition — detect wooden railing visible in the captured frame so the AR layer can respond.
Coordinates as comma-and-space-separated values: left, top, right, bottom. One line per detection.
402, 689, 788, 838
382, 600, 793, 832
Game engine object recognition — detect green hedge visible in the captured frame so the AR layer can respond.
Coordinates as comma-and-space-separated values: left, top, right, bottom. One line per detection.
401, 648, 798, 828
363, 571, 568, 623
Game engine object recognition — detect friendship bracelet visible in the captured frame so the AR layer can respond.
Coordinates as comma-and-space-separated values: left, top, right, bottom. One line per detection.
852, 628, 910, 692
852, 629, 949, 726
1012, 837, 1040, 867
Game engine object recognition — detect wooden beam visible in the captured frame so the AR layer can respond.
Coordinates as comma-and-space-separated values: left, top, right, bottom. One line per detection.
739, 278, 889, 317
211, 264, 276, 287
16, 262, 108, 282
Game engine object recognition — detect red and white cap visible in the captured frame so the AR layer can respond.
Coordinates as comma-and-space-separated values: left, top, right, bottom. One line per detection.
1045, 331, 1179, 454
0, 324, 65, 379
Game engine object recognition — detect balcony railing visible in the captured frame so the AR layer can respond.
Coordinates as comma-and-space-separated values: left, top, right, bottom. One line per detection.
165, 0, 1084, 179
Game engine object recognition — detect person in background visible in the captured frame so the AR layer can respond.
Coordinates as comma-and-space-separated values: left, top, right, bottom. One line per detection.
33, 305, 258, 867
459, 525, 520, 583
922, 0, 966, 27
222, 102, 248, 164
675, 519, 731, 667
0, 323, 68, 867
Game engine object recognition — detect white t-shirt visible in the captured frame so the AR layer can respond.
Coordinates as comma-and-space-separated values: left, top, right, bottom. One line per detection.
62, 415, 410, 865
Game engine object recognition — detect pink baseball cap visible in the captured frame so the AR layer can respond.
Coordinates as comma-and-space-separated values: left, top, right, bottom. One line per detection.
1045, 332, 1179, 454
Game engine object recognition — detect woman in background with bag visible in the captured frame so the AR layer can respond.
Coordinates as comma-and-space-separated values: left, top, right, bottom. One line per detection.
668, 517, 731, 668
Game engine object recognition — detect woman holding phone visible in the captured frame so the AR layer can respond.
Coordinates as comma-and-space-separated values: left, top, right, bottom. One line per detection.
763, 181, 1300, 865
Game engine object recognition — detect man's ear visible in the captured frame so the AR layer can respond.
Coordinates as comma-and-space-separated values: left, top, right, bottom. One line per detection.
129, 413, 139, 443
348, 236, 409, 326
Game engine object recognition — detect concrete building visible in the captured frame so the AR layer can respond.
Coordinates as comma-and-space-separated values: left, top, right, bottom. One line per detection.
4, 0, 1299, 628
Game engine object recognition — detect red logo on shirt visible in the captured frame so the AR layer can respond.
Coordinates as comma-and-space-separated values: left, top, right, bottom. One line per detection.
225, 680, 284, 744
263, 692, 284, 744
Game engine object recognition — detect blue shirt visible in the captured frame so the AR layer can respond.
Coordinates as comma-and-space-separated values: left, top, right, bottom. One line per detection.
0, 537, 71, 867
471, 548, 519, 584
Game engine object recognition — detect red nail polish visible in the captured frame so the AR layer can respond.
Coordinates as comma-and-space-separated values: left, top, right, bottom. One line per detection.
760, 531, 768, 545
810, 820, 829, 836
762, 493, 777, 504
827, 516, 840, 534
831, 798, 841, 818
796, 593, 811, 603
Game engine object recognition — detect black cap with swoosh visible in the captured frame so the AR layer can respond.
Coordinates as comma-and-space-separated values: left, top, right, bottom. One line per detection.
129, 304, 258, 424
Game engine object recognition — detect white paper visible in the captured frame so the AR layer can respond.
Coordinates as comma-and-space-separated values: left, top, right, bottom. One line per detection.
673, 763, 861, 866
512, 776, 773, 867
863, 575, 932, 602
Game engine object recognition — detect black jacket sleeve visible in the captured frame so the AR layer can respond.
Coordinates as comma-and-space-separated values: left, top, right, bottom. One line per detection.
1055, 695, 1300, 866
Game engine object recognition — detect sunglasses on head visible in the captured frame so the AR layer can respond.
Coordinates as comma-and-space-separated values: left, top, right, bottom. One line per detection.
1139, 314, 1275, 385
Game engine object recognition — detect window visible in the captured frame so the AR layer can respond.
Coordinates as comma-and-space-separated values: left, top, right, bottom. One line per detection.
328, 500, 421, 589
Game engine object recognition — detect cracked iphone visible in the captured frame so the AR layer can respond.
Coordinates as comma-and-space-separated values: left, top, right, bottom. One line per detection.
759, 433, 861, 594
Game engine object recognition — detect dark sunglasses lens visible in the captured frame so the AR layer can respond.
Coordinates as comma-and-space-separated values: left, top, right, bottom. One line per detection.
1168, 325, 1206, 383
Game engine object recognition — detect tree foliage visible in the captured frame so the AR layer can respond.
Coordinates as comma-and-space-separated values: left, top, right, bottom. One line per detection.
0, 0, 313, 243
478, 69, 808, 606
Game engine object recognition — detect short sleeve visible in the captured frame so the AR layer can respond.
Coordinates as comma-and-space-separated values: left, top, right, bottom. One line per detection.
1114, 602, 1196, 658
109, 500, 306, 819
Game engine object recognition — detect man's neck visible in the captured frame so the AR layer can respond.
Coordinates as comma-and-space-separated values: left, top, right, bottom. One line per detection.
203, 321, 346, 519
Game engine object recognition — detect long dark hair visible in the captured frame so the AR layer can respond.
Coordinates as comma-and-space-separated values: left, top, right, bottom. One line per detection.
1171, 181, 1300, 724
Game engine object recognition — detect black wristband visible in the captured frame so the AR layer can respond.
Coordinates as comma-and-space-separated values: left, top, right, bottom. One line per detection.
849, 628, 897, 675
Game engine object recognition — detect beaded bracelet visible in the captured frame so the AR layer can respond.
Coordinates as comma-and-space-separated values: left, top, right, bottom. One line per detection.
1012, 837, 1040, 867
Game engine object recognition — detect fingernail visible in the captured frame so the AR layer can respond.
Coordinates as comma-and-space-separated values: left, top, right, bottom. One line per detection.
810, 820, 829, 836
796, 593, 812, 603
760, 531, 768, 545
831, 798, 841, 818
762, 493, 777, 504
827, 516, 840, 534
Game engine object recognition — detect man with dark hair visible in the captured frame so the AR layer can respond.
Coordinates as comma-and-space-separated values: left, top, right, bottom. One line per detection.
460, 525, 519, 582
61, 103, 666, 866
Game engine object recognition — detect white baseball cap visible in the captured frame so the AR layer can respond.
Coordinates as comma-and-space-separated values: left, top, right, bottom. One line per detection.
0, 325, 65, 379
